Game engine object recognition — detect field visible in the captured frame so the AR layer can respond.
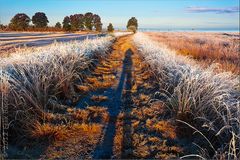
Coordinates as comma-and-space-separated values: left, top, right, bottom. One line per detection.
0, 32, 102, 55
0, 32, 239, 159
146, 32, 240, 74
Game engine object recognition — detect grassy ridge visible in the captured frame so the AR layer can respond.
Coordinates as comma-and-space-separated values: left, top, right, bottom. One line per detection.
133, 32, 240, 159
0, 36, 114, 138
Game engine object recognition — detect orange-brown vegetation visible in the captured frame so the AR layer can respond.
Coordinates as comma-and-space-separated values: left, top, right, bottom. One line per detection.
41, 123, 103, 159
146, 32, 240, 74
25, 105, 109, 159
31, 122, 102, 141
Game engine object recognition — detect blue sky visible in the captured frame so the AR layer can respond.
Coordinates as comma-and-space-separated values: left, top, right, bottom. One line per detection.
0, 0, 239, 29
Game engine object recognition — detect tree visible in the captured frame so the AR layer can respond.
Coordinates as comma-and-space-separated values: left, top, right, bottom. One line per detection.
84, 12, 94, 30
70, 14, 84, 31
107, 23, 114, 32
127, 17, 138, 30
55, 22, 61, 29
62, 16, 71, 31
32, 12, 49, 28
9, 13, 30, 31
93, 14, 102, 32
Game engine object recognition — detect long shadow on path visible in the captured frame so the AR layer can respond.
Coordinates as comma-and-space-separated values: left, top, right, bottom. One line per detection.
93, 48, 133, 159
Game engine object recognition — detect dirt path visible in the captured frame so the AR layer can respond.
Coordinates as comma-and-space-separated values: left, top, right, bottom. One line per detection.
37, 35, 185, 159
90, 35, 135, 159
75, 35, 184, 159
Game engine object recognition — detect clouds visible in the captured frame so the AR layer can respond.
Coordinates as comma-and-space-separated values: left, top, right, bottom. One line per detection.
186, 6, 239, 14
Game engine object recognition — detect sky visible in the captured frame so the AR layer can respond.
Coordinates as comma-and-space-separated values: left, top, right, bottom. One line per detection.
0, 0, 239, 30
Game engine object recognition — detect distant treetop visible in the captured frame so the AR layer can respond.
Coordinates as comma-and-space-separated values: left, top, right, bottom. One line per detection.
32, 12, 49, 28
84, 12, 94, 30
9, 13, 30, 31
127, 17, 138, 29
55, 22, 62, 29
107, 23, 114, 32
70, 14, 84, 31
62, 16, 71, 31
93, 14, 102, 32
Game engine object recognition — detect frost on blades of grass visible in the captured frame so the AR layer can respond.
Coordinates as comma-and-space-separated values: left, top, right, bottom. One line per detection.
133, 33, 240, 159
0, 36, 114, 138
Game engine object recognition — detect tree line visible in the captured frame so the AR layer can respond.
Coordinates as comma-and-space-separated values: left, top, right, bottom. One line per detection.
2, 12, 102, 32
62, 12, 102, 31
0, 12, 138, 33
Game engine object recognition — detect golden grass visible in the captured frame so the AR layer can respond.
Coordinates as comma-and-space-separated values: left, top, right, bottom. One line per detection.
146, 32, 240, 74
31, 122, 69, 141
152, 121, 176, 139
25, 104, 108, 159
139, 94, 150, 102
31, 121, 102, 140
75, 85, 90, 93
41, 123, 103, 159
67, 106, 109, 124
86, 77, 114, 89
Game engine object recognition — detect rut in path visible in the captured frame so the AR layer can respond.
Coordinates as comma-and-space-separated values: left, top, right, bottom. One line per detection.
92, 36, 135, 159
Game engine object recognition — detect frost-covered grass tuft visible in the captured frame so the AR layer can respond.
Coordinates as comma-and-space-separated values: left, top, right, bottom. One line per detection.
0, 36, 114, 136
133, 32, 240, 159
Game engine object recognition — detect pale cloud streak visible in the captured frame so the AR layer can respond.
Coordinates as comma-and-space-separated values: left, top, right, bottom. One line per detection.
186, 6, 239, 14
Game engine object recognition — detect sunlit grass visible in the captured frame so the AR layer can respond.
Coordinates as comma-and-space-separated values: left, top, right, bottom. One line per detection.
133, 32, 240, 159
146, 32, 240, 74
0, 36, 114, 139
